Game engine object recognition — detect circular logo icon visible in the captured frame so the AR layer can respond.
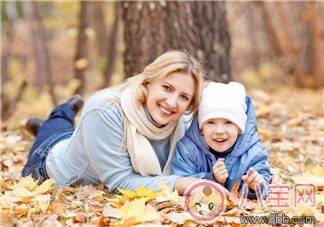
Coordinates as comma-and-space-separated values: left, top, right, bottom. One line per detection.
184, 181, 227, 223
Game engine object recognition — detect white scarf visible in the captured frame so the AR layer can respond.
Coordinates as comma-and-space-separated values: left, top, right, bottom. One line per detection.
120, 81, 186, 176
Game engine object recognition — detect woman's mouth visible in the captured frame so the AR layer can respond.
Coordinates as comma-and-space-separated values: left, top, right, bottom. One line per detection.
158, 105, 174, 118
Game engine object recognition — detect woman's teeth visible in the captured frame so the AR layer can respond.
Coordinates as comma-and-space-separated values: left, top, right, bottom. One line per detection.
160, 106, 172, 116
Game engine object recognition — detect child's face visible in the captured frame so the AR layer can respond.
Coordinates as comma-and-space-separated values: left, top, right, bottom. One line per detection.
201, 118, 240, 152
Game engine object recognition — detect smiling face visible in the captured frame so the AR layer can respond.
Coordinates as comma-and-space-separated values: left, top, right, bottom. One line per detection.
201, 118, 240, 152
145, 71, 195, 126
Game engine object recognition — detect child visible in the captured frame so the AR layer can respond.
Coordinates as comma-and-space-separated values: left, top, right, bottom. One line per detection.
171, 82, 271, 199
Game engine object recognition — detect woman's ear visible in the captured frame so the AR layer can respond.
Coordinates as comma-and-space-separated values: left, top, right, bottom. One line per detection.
143, 80, 150, 87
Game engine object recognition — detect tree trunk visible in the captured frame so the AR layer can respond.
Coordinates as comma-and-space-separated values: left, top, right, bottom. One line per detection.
73, 1, 90, 95
90, 1, 107, 58
244, 3, 262, 70
121, 1, 231, 82
190, 1, 231, 81
102, 2, 120, 88
255, 2, 284, 58
25, 1, 57, 105
311, 2, 324, 88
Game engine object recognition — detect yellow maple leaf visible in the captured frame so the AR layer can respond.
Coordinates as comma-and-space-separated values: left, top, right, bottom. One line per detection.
14, 175, 38, 191
33, 178, 56, 194
117, 198, 159, 225
305, 165, 324, 178
119, 187, 157, 201
156, 180, 180, 203
29, 194, 51, 214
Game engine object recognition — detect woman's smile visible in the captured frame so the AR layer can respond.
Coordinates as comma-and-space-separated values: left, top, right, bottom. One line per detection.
158, 104, 174, 117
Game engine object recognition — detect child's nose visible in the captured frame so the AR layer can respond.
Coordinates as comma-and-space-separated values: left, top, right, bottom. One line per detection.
213, 125, 225, 134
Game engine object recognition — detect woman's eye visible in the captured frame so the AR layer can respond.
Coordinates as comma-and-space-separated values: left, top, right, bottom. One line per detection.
181, 95, 189, 101
225, 121, 233, 125
162, 85, 172, 92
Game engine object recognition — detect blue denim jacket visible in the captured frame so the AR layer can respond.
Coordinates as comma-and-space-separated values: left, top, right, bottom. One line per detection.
171, 97, 271, 198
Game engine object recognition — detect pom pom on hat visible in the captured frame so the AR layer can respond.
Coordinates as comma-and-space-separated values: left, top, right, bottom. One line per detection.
198, 82, 247, 133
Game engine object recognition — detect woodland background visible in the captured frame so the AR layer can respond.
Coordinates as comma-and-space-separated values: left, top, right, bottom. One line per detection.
0, 1, 323, 226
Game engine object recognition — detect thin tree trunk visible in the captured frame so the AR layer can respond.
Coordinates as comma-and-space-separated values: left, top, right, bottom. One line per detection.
91, 1, 107, 58
73, 1, 90, 95
275, 2, 298, 57
102, 2, 120, 88
1, 80, 27, 121
293, 2, 316, 88
255, 2, 284, 57
27, 1, 57, 105
312, 2, 324, 88
245, 3, 261, 69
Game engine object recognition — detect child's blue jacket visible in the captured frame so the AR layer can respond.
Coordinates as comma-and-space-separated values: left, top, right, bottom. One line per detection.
171, 97, 271, 198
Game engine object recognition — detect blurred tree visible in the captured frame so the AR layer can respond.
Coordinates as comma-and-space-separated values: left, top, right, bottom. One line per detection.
245, 3, 261, 70
255, 2, 284, 58
24, 1, 57, 105
311, 2, 324, 88
121, 1, 231, 82
88, 2, 120, 88
294, 2, 324, 88
90, 1, 107, 59
73, 1, 90, 95
102, 2, 120, 88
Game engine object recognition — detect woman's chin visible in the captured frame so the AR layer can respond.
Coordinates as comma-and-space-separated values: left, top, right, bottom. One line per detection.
152, 114, 174, 126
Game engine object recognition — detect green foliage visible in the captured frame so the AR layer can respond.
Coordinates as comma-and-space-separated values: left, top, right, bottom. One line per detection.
0, 1, 8, 23
0, 1, 23, 24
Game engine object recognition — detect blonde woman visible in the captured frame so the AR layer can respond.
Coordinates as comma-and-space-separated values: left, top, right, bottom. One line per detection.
22, 50, 208, 194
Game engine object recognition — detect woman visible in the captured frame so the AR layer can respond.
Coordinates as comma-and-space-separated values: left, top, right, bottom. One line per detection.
22, 50, 208, 194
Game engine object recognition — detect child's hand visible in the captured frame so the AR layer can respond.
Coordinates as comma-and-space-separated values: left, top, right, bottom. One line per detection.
242, 168, 263, 191
212, 158, 228, 185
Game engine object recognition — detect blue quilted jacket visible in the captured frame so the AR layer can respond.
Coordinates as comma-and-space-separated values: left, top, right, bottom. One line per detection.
171, 97, 271, 198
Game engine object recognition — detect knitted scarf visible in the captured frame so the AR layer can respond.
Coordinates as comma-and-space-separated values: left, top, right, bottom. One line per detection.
120, 79, 186, 176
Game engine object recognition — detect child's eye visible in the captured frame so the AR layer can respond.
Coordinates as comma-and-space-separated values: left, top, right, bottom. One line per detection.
225, 120, 233, 125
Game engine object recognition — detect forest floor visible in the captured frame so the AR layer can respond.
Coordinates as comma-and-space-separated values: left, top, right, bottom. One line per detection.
0, 87, 323, 226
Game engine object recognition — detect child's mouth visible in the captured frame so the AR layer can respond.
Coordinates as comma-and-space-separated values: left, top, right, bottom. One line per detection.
213, 138, 227, 143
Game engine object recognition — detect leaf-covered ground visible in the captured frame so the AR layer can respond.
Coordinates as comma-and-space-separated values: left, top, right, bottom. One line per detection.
1, 88, 323, 226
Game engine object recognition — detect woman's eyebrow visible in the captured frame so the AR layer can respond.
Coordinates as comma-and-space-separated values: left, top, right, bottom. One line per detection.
164, 81, 192, 97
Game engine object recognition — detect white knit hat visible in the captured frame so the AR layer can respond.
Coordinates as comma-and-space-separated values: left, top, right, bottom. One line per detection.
198, 82, 247, 133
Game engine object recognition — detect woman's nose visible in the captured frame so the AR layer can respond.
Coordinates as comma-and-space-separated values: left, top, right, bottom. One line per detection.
165, 95, 177, 108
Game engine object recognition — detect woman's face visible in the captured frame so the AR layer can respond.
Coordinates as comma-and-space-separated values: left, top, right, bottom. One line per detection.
146, 71, 195, 126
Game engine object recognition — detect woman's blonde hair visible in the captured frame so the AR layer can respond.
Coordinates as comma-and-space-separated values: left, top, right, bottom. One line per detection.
124, 50, 205, 114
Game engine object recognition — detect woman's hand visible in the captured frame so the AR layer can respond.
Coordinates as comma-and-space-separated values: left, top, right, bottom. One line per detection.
212, 158, 228, 185
174, 177, 230, 197
242, 168, 264, 191
174, 177, 202, 195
